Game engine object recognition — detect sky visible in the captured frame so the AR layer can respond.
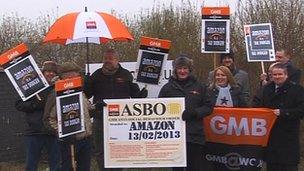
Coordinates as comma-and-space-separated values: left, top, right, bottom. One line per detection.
0, 0, 238, 20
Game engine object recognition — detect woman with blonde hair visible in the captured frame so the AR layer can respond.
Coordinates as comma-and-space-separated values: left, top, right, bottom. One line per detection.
208, 65, 247, 108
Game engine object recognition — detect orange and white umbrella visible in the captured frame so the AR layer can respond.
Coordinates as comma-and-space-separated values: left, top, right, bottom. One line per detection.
43, 11, 134, 44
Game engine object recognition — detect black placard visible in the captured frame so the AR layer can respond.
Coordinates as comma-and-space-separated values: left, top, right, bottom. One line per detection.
136, 51, 165, 85
204, 21, 227, 52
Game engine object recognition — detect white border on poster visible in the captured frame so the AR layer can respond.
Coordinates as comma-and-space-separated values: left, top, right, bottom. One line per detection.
56, 92, 85, 138
4, 55, 49, 101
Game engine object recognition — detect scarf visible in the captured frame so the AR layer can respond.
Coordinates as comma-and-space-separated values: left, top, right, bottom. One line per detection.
215, 85, 233, 107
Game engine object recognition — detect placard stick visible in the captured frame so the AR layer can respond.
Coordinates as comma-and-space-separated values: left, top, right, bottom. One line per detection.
35, 94, 41, 101
213, 53, 217, 70
71, 144, 76, 171
261, 61, 266, 74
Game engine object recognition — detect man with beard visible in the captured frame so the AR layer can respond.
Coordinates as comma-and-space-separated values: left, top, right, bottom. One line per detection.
84, 49, 147, 171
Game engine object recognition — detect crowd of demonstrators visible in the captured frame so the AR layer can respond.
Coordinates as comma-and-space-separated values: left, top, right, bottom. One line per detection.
13, 47, 304, 171
158, 55, 213, 171
207, 51, 250, 105
252, 63, 304, 171
15, 61, 61, 171
83, 49, 147, 171
43, 62, 96, 171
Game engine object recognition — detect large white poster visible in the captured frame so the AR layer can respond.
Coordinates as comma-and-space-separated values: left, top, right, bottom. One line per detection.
103, 98, 186, 168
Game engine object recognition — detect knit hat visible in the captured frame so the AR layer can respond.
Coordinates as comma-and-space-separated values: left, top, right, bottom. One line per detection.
172, 54, 193, 72
42, 61, 57, 73
57, 62, 82, 76
220, 50, 234, 63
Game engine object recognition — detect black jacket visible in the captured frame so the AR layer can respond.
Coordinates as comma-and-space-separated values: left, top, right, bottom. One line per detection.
158, 76, 212, 145
252, 81, 304, 164
84, 65, 140, 119
15, 87, 53, 135
285, 61, 301, 84
207, 85, 248, 107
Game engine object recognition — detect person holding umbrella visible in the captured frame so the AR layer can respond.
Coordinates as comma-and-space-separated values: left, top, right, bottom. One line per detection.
84, 48, 147, 171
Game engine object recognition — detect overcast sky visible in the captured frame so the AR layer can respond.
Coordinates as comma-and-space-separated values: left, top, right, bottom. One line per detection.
0, 0, 237, 20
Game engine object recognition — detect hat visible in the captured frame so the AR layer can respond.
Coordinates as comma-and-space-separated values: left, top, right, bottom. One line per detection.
172, 54, 193, 72
220, 50, 234, 63
57, 62, 81, 76
42, 61, 57, 73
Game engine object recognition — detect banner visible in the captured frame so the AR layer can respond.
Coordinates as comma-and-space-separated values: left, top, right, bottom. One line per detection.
203, 107, 277, 170
55, 77, 85, 138
201, 7, 230, 53
244, 23, 275, 62
135, 36, 171, 85
0, 43, 49, 101
103, 98, 186, 168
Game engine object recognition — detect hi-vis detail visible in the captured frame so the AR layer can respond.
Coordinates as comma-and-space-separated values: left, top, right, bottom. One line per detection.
204, 107, 277, 146
108, 102, 181, 116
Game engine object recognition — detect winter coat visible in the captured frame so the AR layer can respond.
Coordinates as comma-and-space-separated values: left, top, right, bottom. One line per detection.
43, 90, 93, 140
285, 61, 301, 84
158, 76, 212, 145
208, 69, 250, 105
15, 87, 53, 135
84, 64, 140, 105
252, 81, 304, 164
207, 85, 248, 107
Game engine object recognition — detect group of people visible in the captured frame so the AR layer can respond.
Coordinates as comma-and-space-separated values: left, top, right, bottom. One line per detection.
15, 48, 303, 171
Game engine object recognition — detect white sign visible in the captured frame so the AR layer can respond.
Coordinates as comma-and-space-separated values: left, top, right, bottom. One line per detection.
103, 98, 186, 168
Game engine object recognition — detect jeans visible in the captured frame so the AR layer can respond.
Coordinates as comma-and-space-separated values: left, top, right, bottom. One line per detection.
60, 138, 92, 171
25, 134, 60, 171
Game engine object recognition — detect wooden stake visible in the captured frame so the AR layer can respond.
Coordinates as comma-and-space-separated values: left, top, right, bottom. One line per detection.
213, 53, 217, 70
35, 94, 41, 101
261, 61, 266, 74
71, 144, 76, 171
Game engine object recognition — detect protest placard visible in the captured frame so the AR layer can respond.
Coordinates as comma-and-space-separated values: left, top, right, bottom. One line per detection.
55, 77, 85, 138
0, 43, 49, 101
103, 98, 186, 168
244, 23, 275, 62
135, 36, 171, 85
201, 7, 230, 53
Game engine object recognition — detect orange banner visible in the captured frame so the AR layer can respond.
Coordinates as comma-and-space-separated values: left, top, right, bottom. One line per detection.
55, 77, 82, 92
204, 107, 277, 147
201, 7, 230, 16
140, 36, 171, 50
0, 43, 28, 66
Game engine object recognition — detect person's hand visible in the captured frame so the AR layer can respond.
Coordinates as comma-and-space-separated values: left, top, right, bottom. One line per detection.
260, 73, 267, 81
95, 100, 107, 111
273, 109, 280, 116
138, 87, 148, 98
182, 109, 197, 121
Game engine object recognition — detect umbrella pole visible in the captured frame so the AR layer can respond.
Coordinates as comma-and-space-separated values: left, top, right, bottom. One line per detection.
86, 37, 90, 75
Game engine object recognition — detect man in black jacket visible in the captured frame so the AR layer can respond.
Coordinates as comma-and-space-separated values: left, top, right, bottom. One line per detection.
253, 63, 304, 171
275, 48, 301, 84
84, 49, 146, 171
15, 61, 60, 171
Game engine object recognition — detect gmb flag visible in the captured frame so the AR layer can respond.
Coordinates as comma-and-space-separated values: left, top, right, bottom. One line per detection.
203, 107, 276, 170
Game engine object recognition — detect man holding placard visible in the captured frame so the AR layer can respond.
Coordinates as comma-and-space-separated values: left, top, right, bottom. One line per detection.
15, 61, 60, 171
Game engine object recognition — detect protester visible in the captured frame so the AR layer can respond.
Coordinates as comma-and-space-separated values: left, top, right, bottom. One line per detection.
44, 62, 94, 171
208, 66, 248, 108
158, 54, 213, 171
207, 66, 248, 171
253, 63, 304, 171
275, 48, 301, 84
15, 61, 60, 171
84, 48, 147, 171
207, 50, 250, 104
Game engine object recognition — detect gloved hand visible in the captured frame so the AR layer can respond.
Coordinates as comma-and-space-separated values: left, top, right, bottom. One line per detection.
137, 87, 148, 98
182, 108, 198, 121
95, 100, 107, 111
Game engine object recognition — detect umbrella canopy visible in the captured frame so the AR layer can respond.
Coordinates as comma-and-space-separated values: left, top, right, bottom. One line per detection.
43, 11, 134, 44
